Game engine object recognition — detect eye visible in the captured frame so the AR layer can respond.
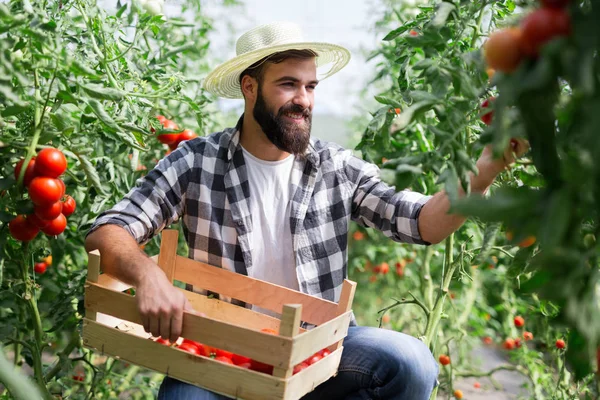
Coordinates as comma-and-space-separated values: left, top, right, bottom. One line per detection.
282, 82, 295, 86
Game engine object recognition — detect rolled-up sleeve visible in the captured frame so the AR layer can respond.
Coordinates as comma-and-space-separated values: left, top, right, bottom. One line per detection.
87, 146, 194, 243
345, 154, 432, 245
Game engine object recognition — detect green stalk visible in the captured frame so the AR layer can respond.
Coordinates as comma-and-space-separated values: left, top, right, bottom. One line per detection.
421, 246, 435, 310
423, 234, 456, 350
44, 332, 81, 382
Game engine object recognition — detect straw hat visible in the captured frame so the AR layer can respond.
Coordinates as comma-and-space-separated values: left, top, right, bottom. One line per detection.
203, 21, 351, 99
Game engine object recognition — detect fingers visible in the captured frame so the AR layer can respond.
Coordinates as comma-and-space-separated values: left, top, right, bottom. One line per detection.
149, 314, 160, 338
170, 295, 186, 343
160, 309, 172, 341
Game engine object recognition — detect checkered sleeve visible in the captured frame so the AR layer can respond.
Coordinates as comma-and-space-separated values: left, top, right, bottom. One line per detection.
345, 153, 432, 245
86, 146, 194, 243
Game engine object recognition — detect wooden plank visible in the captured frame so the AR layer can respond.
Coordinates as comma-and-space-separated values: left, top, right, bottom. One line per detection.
178, 287, 284, 333
82, 319, 287, 400
157, 229, 178, 282
332, 280, 356, 351
284, 347, 343, 400
273, 305, 302, 379
97, 274, 131, 292
86, 250, 101, 321
290, 311, 352, 366
174, 256, 339, 326
84, 283, 293, 367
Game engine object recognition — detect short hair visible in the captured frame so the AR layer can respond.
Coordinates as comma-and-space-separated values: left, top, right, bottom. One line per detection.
238, 49, 318, 94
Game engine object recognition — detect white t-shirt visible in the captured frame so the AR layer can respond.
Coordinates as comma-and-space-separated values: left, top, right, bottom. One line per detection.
241, 146, 299, 315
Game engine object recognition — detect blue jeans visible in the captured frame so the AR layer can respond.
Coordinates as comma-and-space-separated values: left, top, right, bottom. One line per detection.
158, 326, 439, 400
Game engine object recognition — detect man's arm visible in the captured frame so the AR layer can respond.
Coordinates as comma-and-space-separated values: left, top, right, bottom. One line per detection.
418, 140, 529, 244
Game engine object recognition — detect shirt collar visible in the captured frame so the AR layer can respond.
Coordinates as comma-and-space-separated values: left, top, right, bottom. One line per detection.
226, 114, 319, 166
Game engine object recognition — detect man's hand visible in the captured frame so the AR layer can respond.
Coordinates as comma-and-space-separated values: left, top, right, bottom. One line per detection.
136, 264, 193, 343
478, 138, 530, 179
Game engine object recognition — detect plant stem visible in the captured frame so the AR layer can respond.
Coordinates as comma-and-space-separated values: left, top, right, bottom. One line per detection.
470, 0, 488, 48
44, 332, 81, 382
422, 246, 435, 310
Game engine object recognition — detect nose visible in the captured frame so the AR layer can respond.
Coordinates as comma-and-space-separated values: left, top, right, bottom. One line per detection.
292, 87, 311, 111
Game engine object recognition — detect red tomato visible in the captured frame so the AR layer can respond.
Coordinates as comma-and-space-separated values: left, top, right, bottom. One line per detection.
520, 8, 571, 57
61, 195, 76, 217
158, 133, 181, 145
308, 354, 323, 365
293, 362, 309, 374
9, 215, 40, 242
73, 373, 85, 382
250, 359, 273, 374
215, 349, 233, 359
232, 354, 252, 365
41, 214, 67, 236
34, 148, 67, 178
540, 0, 571, 9
156, 115, 167, 123
215, 356, 234, 364
34, 201, 63, 220
439, 354, 451, 366
480, 97, 495, 126
162, 119, 179, 130
155, 337, 171, 345
57, 179, 66, 197
14, 157, 37, 186
28, 177, 63, 206
523, 331, 534, 341
484, 28, 523, 73
178, 129, 198, 144
483, 336, 493, 345
503, 338, 516, 350
514, 316, 525, 328
178, 342, 200, 355
168, 142, 179, 151
319, 349, 331, 357
199, 344, 216, 358
555, 339, 566, 349
27, 213, 51, 229
237, 362, 252, 369
34, 262, 47, 274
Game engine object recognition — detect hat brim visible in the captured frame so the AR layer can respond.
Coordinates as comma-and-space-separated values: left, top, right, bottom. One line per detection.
202, 42, 351, 99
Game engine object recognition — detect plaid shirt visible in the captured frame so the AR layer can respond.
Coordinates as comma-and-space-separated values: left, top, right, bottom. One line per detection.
89, 117, 431, 315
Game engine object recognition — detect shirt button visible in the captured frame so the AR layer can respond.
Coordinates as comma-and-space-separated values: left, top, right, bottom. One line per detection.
236, 220, 243, 226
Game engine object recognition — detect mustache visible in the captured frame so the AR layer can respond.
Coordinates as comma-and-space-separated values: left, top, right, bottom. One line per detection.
278, 104, 311, 118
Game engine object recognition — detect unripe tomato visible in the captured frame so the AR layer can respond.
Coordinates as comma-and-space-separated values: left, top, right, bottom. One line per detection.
9, 215, 40, 241
484, 28, 523, 73
34, 148, 67, 178
62, 195, 77, 217
14, 157, 37, 186
41, 214, 67, 236
28, 177, 63, 206
34, 201, 63, 220
520, 8, 571, 57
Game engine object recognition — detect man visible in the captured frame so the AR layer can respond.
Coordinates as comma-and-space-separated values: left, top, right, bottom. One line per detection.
85, 21, 527, 399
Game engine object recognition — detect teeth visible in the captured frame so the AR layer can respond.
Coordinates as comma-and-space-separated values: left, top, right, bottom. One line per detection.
286, 113, 303, 119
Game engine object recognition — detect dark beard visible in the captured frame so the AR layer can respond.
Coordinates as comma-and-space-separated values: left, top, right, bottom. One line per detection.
252, 86, 312, 157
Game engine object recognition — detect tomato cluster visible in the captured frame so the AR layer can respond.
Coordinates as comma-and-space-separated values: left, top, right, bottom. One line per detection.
9, 148, 76, 242
33, 255, 53, 275
484, 0, 571, 74
153, 115, 198, 152
153, 327, 331, 375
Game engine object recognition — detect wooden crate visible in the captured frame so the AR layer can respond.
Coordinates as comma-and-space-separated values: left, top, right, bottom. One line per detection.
82, 229, 356, 400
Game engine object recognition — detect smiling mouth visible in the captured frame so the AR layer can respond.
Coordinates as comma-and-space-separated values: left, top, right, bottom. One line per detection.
283, 112, 307, 123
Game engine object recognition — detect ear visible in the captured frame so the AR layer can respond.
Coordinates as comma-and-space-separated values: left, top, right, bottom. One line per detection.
240, 75, 258, 102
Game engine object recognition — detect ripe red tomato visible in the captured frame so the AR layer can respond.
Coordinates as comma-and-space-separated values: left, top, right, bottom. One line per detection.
57, 179, 66, 197
62, 195, 76, 217
514, 315, 525, 328
523, 331, 534, 341
41, 214, 67, 236
215, 356, 234, 364
319, 348, 331, 357
162, 119, 178, 130
484, 28, 523, 73
480, 97, 495, 126
503, 338, 516, 350
250, 359, 273, 374
409, 30, 418, 37
156, 115, 167, 123
27, 214, 50, 228
158, 133, 181, 145
14, 157, 37, 186
237, 362, 252, 369
474, 382, 481, 389
34, 201, 63, 220
34, 262, 47, 274
178, 342, 201, 355
28, 177, 63, 206
34, 148, 67, 178
293, 362, 309, 374
178, 129, 198, 143
215, 348, 233, 359
483, 336, 493, 345
9, 215, 40, 241
155, 337, 171, 345
555, 339, 566, 349
307, 354, 323, 365
379, 262, 389, 274
439, 354, 451, 366
520, 8, 571, 57
540, 0, 571, 9
454, 389, 463, 399
232, 354, 252, 365
73, 373, 85, 382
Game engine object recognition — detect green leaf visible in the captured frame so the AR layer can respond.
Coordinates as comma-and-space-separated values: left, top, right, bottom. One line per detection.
77, 154, 107, 195
82, 84, 126, 101
1, 105, 28, 117
431, 2, 455, 28
474, 222, 500, 264
0, 178, 15, 190
87, 99, 120, 131
450, 187, 541, 222
383, 26, 407, 41
392, 101, 435, 132
116, 3, 128, 18
374, 96, 402, 108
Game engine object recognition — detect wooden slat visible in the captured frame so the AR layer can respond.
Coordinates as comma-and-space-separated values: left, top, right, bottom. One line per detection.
273, 305, 302, 379
83, 319, 287, 400
332, 280, 356, 351
96, 274, 132, 292
86, 250, 101, 321
174, 255, 339, 326
178, 287, 284, 333
290, 311, 352, 366
157, 230, 178, 282
84, 283, 293, 367
284, 347, 343, 400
